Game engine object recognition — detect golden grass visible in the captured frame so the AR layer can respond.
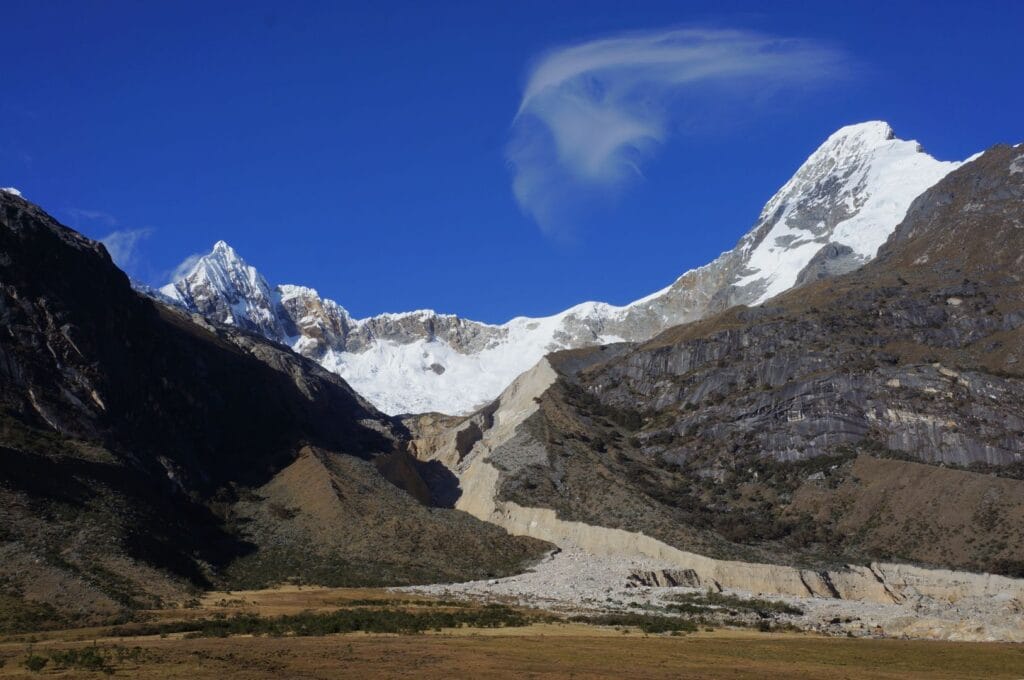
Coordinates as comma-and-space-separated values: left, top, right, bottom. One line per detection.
1, 588, 1022, 679
2, 627, 1023, 679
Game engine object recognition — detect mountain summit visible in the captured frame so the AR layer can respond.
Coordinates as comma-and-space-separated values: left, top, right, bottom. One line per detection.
735, 120, 956, 301
160, 241, 288, 339
158, 122, 963, 414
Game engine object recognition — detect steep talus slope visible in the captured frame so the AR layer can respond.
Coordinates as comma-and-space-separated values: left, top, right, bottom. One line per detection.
160, 122, 961, 415
0, 191, 546, 628
409, 145, 1024, 603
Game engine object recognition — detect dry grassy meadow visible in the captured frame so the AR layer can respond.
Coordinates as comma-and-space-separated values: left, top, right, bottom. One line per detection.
1, 587, 1022, 679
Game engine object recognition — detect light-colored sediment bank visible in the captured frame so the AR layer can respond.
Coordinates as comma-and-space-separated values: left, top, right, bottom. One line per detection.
408, 358, 1024, 641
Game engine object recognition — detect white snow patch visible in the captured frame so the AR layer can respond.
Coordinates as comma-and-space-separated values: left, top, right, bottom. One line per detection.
319, 303, 626, 414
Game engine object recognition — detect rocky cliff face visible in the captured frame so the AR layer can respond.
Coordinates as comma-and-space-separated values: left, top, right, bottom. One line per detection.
0, 191, 547, 623
157, 122, 962, 415
408, 144, 1024, 583
592, 144, 1024, 465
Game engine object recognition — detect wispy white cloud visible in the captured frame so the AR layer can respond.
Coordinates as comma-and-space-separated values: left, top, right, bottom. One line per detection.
167, 253, 203, 284
508, 27, 849, 234
65, 208, 157, 278
100, 228, 154, 270
67, 208, 118, 227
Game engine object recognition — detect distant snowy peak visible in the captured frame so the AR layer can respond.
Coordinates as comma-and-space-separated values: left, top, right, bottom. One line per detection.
160, 240, 287, 339
733, 121, 960, 303
162, 240, 267, 304
0, 187, 22, 197
154, 122, 968, 415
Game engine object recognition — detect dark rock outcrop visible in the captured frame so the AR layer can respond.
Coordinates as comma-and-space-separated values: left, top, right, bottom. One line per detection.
794, 242, 861, 286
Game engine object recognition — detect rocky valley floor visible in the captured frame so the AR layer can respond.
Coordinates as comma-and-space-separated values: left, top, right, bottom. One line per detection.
407, 548, 1024, 643
1, 586, 1023, 679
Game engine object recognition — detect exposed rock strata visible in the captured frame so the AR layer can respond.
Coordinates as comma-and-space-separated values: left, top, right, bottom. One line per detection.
410, 355, 1024, 609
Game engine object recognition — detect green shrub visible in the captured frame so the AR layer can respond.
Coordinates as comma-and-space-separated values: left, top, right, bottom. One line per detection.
23, 655, 48, 672
50, 646, 113, 673
667, 591, 803, 617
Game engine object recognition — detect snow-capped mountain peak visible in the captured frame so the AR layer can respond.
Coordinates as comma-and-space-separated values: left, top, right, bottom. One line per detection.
824, 119, 894, 146
153, 122, 968, 415
735, 121, 960, 303
160, 239, 284, 338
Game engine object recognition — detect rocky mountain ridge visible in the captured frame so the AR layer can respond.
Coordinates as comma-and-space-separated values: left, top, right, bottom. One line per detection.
158, 121, 963, 415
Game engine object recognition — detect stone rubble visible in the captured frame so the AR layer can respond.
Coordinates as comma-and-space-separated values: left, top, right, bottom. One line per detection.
405, 547, 1024, 642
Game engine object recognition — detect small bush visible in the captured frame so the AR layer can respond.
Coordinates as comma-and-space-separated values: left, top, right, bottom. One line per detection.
23, 654, 48, 672
667, 591, 803, 617
50, 646, 114, 674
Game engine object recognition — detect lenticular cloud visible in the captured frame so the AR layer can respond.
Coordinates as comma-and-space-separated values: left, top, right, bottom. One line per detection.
508, 28, 848, 234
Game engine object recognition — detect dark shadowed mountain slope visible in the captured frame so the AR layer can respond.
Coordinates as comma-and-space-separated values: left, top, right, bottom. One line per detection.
0, 191, 546, 628
438, 144, 1024, 577
0, 193, 395, 488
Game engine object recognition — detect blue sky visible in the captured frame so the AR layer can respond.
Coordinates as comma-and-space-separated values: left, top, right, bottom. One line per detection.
2, 1, 1022, 323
